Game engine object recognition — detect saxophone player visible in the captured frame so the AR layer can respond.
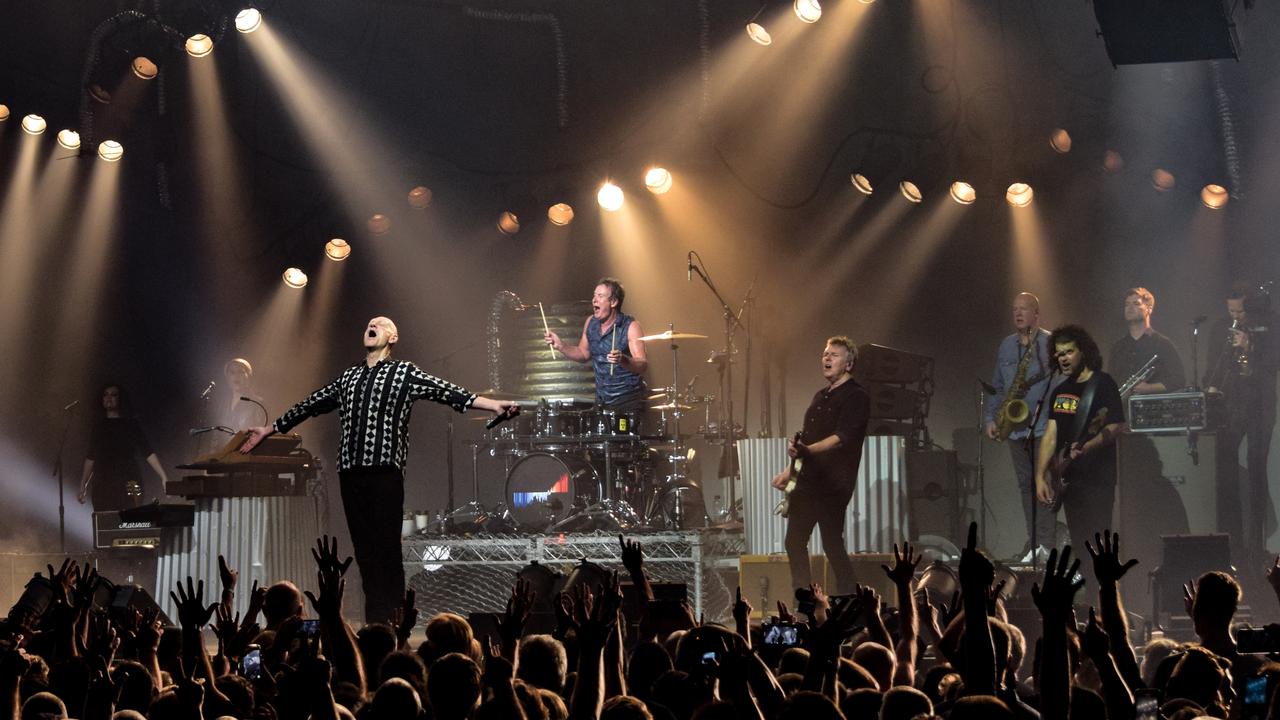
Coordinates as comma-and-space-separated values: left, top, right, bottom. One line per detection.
985, 292, 1058, 559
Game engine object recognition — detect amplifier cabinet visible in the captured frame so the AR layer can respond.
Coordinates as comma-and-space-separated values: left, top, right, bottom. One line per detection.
1128, 391, 1222, 433
1115, 432, 1217, 616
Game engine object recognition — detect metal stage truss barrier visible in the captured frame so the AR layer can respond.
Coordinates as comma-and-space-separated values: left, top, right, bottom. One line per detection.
402, 530, 745, 622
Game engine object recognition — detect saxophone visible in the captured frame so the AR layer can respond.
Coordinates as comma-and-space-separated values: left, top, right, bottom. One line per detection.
994, 337, 1036, 441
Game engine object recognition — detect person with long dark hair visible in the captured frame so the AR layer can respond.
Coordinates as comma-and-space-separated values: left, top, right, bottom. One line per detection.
77, 383, 170, 510
1035, 325, 1126, 551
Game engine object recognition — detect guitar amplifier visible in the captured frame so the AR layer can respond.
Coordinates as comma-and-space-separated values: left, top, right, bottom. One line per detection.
1128, 391, 1223, 433
93, 504, 195, 549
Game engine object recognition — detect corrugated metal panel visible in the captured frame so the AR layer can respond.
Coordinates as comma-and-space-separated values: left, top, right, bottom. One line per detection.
156, 496, 319, 620
738, 437, 907, 556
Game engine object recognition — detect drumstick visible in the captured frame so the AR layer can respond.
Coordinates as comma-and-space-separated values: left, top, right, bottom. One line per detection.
610, 323, 616, 376
538, 302, 555, 360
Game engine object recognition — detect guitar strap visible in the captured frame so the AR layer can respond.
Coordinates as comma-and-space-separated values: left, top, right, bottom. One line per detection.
1066, 373, 1100, 446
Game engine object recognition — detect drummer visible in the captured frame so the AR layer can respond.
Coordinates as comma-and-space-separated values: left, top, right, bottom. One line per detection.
544, 277, 650, 411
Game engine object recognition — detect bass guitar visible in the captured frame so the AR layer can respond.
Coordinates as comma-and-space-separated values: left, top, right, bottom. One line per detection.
773, 432, 804, 518
1045, 407, 1109, 511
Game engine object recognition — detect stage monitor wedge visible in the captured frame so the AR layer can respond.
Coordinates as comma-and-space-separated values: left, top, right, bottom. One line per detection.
1093, 0, 1240, 66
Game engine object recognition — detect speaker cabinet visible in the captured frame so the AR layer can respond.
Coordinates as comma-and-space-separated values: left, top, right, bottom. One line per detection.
1115, 432, 1217, 618
906, 450, 960, 542
739, 554, 825, 620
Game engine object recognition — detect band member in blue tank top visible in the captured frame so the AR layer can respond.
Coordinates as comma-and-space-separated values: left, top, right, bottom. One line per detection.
543, 277, 650, 410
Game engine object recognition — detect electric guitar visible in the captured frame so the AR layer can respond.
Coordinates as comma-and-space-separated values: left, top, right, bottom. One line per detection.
1045, 407, 1109, 511
774, 432, 804, 518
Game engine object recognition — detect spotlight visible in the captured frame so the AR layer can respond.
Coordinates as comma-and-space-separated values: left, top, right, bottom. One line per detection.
324, 238, 351, 261
368, 213, 391, 235
497, 211, 521, 235
282, 268, 308, 288
132, 57, 158, 80
88, 84, 112, 105
597, 182, 624, 212
850, 173, 874, 195
0, 104, 9, 121
21, 114, 46, 135
1006, 182, 1034, 207
746, 22, 772, 45
898, 180, 923, 204
1151, 168, 1175, 192
1200, 184, 1228, 209
97, 140, 124, 162
56, 130, 81, 150
185, 34, 214, 58
547, 203, 575, 226
949, 181, 976, 205
408, 186, 433, 209
1102, 150, 1124, 174
235, 8, 262, 33
645, 167, 673, 194
794, 0, 822, 23
1049, 129, 1072, 153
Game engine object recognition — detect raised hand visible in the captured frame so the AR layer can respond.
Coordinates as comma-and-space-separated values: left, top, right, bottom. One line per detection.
218, 555, 239, 597
311, 536, 354, 581
243, 579, 266, 631
303, 568, 345, 621
1030, 547, 1084, 624
1080, 607, 1110, 661
210, 603, 241, 649
170, 577, 218, 631
1183, 579, 1197, 616
732, 586, 753, 631
881, 542, 922, 587
46, 559, 78, 608
807, 595, 863, 656
497, 578, 535, 657
619, 535, 644, 576
390, 589, 418, 646
73, 565, 101, 611
1085, 531, 1138, 585
958, 522, 994, 596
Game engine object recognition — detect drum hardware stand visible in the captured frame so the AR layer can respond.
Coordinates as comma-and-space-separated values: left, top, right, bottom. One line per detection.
689, 251, 749, 522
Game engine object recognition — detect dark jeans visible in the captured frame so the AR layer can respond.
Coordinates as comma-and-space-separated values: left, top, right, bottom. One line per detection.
1010, 437, 1057, 550
1217, 407, 1277, 564
1061, 477, 1115, 554
784, 490, 856, 594
339, 467, 405, 625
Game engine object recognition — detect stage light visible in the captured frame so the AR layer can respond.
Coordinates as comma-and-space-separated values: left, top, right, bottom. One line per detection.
1006, 182, 1034, 207
97, 140, 124, 161
1201, 184, 1228, 209
185, 34, 213, 57
1152, 168, 1175, 192
235, 8, 262, 33
850, 173, 874, 195
408, 186, 432, 209
368, 213, 391, 235
597, 182, 624, 212
1050, 128, 1072, 153
0, 105, 9, 121
645, 167, 673, 194
21, 114, 46, 135
746, 22, 772, 45
794, 0, 822, 23
1103, 150, 1124, 174
88, 84, 112, 105
132, 57, 158, 80
282, 268, 308, 288
547, 202, 575, 226
56, 130, 81, 150
899, 180, 923, 203
324, 238, 351, 261
497, 211, 521, 235
949, 181, 976, 205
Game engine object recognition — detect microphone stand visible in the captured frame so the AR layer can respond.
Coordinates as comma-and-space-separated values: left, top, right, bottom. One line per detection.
690, 253, 748, 521
976, 379, 993, 549
241, 396, 269, 426
53, 404, 77, 554
1022, 363, 1057, 573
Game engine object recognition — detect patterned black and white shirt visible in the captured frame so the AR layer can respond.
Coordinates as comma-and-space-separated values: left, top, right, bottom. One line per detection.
272, 358, 476, 471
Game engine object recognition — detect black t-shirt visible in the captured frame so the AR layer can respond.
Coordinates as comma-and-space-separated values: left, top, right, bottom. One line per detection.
87, 417, 154, 510
796, 379, 871, 497
1049, 372, 1125, 484
1108, 330, 1185, 392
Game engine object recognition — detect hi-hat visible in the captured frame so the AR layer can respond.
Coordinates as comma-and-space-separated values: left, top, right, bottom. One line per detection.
651, 403, 694, 411
639, 330, 708, 342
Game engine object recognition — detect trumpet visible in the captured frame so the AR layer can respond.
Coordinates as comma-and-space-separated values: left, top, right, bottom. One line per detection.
1118, 354, 1158, 399
1230, 320, 1252, 377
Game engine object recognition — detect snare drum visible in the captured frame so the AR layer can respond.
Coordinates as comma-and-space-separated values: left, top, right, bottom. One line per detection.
535, 401, 588, 438
505, 453, 598, 530
586, 408, 639, 436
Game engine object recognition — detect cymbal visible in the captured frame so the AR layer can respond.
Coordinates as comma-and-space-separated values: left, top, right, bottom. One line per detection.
650, 403, 693, 411
639, 330, 708, 342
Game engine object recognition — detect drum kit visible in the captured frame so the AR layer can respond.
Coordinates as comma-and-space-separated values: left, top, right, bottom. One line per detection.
445, 327, 729, 534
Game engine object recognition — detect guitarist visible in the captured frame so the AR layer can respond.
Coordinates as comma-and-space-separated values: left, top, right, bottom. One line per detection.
1035, 325, 1126, 551
770, 336, 870, 594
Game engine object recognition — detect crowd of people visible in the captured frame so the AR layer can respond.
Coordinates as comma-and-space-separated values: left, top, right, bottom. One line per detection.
3, 524, 1280, 720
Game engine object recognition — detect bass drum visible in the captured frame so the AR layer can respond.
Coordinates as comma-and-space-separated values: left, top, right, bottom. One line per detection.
506, 453, 598, 530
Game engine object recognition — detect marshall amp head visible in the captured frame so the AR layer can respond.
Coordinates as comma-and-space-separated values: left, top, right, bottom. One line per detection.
93, 504, 195, 549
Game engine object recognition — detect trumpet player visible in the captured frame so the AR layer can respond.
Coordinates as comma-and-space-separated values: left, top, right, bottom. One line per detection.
1109, 287, 1185, 395
1205, 285, 1277, 569
985, 292, 1057, 559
